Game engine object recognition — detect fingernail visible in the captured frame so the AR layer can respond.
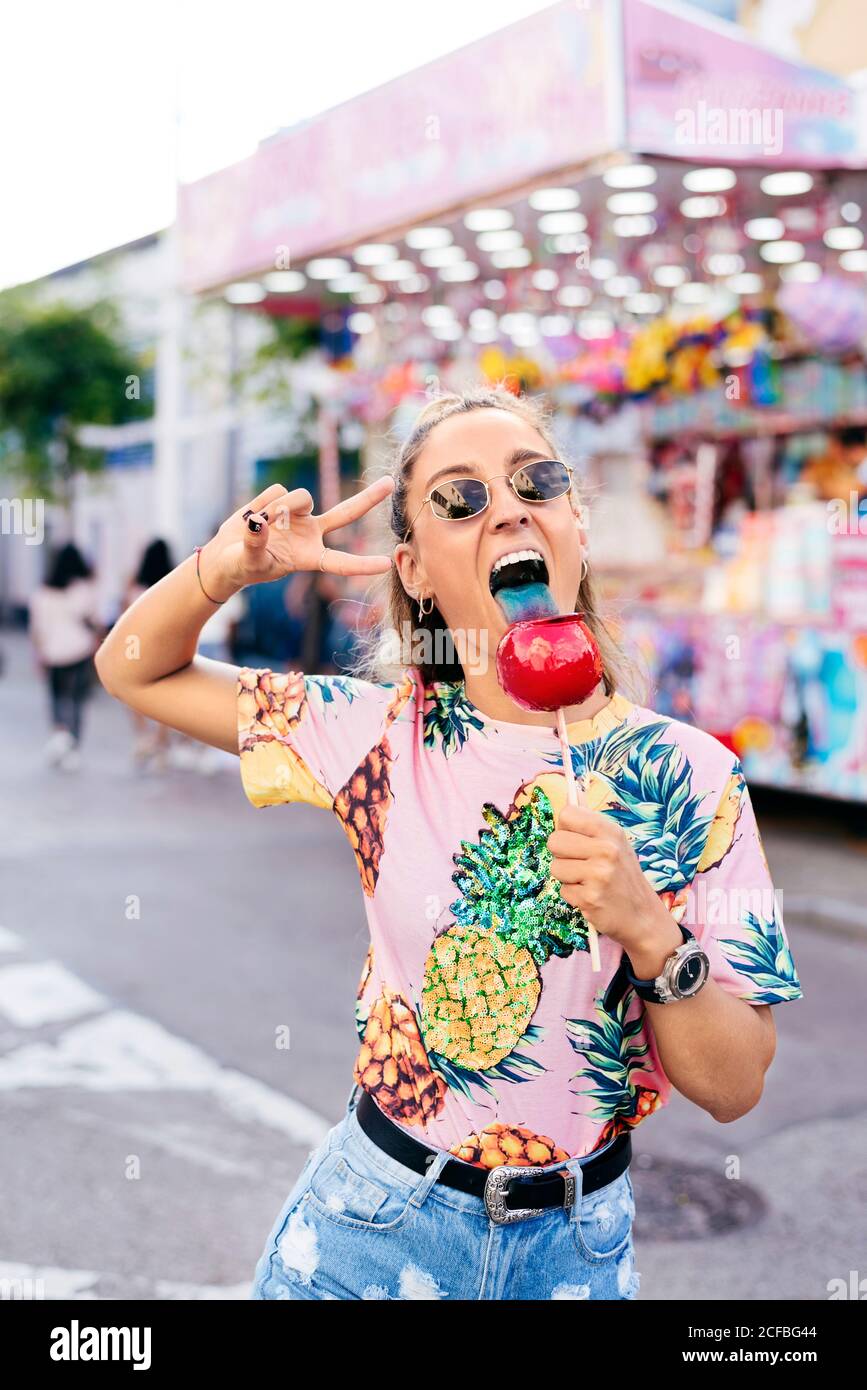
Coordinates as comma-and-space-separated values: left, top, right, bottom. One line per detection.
248, 517, 262, 533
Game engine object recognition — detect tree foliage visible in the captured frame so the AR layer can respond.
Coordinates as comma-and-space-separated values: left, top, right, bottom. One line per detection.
0, 294, 150, 504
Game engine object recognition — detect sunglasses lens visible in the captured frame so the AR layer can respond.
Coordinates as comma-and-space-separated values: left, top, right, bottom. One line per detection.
426, 461, 570, 523
513, 459, 571, 501
429, 478, 489, 520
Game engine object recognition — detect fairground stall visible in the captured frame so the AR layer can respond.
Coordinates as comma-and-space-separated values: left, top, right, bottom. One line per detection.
177, 0, 867, 802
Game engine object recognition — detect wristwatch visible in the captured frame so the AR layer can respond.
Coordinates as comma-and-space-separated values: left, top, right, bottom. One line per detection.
620, 924, 710, 1004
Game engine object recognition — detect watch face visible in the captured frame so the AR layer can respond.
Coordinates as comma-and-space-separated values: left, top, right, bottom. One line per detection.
674, 950, 707, 996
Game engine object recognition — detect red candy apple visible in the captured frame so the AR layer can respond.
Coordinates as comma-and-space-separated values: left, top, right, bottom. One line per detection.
495, 614, 603, 713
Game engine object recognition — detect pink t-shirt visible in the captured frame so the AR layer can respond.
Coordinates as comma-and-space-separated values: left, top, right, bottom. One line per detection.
237, 666, 803, 1167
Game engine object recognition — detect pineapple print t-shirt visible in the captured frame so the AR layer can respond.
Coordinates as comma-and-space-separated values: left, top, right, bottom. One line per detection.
237, 666, 803, 1167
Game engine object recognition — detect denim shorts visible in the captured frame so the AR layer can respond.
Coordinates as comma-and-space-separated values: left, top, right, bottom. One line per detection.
250, 1084, 640, 1301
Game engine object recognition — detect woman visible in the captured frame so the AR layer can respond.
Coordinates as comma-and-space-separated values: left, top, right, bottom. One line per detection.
30, 542, 102, 771
123, 539, 177, 771
94, 387, 803, 1301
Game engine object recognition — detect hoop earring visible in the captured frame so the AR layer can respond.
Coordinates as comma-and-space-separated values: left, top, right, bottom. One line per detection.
580, 557, 589, 583
418, 594, 434, 618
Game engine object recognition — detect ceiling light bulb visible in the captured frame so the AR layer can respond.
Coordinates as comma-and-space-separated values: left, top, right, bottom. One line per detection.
760, 171, 814, 197
682, 168, 736, 192
529, 188, 581, 211
745, 218, 785, 241
404, 227, 452, 249
680, 196, 727, 219
464, 209, 513, 231
824, 227, 864, 250
602, 164, 657, 189
613, 215, 657, 237
306, 258, 351, 278
352, 244, 398, 265
262, 271, 306, 292
606, 191, 657, 215
652, 264, 688, 287
759, 240, 805, 263
726, 272, 763, 294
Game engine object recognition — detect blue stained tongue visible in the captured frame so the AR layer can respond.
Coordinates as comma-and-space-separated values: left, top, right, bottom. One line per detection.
494, 583, 560, 623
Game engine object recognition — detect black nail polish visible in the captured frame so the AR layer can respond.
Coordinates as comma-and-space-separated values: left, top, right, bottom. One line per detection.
248, 517, 262, 533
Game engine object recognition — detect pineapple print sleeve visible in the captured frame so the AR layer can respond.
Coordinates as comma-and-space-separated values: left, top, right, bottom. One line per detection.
688, 761, 803, 1006
236, 667, 416, 812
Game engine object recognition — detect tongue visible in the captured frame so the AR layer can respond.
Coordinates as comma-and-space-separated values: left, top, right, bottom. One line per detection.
494, 583, 559, 623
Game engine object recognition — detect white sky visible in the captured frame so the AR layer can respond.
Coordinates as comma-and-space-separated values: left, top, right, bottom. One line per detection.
2, 0, 555, 290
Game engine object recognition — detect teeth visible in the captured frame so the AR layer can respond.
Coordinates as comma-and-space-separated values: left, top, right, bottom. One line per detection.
491, 548, 544, 577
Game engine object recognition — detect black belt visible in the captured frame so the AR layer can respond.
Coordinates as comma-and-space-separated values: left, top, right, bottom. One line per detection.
355, 1087, 631, 1226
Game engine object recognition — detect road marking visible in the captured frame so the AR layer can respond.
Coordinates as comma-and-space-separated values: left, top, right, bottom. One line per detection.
0, 1261, 250, 1301
0, 961, 106, 1027
0, 1007, 331, 1146
0, 949, 332, 1299
0, 1261, 99, 1300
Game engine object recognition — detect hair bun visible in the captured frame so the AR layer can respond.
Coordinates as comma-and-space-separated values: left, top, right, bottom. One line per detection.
411, 392, 463, 429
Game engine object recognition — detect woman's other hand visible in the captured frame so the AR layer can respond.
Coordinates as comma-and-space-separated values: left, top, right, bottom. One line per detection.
199, 477, 396, 598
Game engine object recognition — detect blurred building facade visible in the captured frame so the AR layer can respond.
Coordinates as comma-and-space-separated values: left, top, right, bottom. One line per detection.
0, 231, 328, 624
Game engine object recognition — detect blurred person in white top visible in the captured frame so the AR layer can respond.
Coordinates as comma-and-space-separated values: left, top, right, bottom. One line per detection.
123, 539, 178, 771
28, 543, 104, 771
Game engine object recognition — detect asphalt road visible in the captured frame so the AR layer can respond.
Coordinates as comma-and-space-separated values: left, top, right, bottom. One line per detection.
1, 631, 865, 1301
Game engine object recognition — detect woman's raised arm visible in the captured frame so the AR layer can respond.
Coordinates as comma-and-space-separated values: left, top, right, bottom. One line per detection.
93, 478, 395, 755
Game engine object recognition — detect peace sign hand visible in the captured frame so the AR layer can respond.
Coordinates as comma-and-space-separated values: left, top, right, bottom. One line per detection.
205, 477, 396, 595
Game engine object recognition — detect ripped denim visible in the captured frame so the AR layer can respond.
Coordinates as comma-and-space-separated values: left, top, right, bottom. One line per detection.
250, 1084, 640, 1301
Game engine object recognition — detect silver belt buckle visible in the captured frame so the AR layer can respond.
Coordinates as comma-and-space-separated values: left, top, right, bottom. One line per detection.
483, 1162, 576, 1225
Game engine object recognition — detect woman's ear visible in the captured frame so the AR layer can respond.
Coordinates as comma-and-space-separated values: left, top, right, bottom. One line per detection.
571, 499, 589, 553
392, 541, 426, 599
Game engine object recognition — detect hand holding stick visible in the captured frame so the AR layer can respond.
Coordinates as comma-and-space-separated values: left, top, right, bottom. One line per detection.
556, 706, 602, 972
496, 613, 606, 974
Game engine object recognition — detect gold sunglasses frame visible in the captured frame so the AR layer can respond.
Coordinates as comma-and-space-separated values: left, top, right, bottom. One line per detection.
402, 459, 575, 544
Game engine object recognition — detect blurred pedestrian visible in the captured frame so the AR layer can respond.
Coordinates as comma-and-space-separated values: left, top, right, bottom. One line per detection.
300, 569, 343, 673
124, 539, 177, 772
235, 571, 303, 667
29, 541, 103, 771
197, 524, 246, 663
195, 528, 247, 775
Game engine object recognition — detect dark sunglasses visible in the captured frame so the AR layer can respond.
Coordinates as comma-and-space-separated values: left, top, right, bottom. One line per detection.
403, 458, 574, 543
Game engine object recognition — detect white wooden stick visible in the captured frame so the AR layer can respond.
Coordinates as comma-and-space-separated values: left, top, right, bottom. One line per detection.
556, 705, 602, 972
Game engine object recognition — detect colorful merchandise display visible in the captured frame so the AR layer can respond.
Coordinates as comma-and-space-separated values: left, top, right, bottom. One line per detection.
614, 500, 867, 806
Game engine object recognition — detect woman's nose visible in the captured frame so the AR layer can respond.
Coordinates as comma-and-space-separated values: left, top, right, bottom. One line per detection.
488, 478, 531, 529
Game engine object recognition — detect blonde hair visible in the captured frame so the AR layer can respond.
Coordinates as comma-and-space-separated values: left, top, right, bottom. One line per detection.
352, 384, 631, 695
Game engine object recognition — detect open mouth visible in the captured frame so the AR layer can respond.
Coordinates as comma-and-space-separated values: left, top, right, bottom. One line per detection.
489, 549, 549, 598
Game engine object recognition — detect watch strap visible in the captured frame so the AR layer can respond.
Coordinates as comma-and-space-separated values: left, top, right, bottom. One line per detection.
625, 923, 695, 991
602, 924, 695, 1011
